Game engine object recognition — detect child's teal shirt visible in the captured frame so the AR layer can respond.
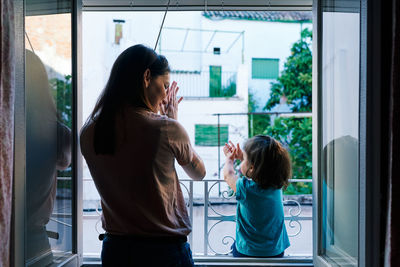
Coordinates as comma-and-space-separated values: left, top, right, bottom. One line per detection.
235, 177, 290, 256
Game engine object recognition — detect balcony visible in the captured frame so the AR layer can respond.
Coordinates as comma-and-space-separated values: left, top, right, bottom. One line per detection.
79, 112, 313, 265
42, 112, 314, 266
170, 70, 238, 98
77, 178, 312, 266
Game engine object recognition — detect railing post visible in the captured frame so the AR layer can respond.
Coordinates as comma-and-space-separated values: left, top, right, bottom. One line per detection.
204, 181, 209, 256
250, 113, 254, 137
241, 31, 245, 64
189, 181, 193, 247
217, 114, 221, 196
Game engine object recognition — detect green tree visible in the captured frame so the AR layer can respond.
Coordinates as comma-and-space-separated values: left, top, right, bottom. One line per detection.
50, 75, 72, 186
265, 28, 313, 194
50, 75, 72, 128
248, 92, 271, 137
265, 28, 312, 112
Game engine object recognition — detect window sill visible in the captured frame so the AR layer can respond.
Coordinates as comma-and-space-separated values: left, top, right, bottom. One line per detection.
82, 256, 313, 266
194, 256, 312, 266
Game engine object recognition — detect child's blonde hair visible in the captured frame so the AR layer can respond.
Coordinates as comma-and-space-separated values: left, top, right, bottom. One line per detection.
243, 135, 292, 189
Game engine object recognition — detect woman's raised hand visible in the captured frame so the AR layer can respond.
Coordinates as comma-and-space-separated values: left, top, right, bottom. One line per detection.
160, 81, 183, 120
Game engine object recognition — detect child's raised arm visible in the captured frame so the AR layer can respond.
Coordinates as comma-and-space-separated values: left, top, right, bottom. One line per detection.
223, 142, 239, 192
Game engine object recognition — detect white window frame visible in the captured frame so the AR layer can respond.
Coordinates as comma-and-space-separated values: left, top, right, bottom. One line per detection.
15, 0, 384, 266
83, 0, 312, 11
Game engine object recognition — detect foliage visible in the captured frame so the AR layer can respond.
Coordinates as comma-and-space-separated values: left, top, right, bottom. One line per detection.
264, 28, 313, 194
218, 75, 237, 97
266, 117, 312, 191
50, 75, 72, 128
50, 75, 73, 182
222, 80, 236, 97
248, 92, 271, 137
246, 28, 313, 194
265, 28, 312, 112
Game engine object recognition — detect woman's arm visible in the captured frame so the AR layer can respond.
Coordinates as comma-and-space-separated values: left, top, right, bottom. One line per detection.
162, 81, 206, 180
181, 150, 206, 181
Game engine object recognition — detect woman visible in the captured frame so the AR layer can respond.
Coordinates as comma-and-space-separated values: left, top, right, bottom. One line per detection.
80, 44, 206, 266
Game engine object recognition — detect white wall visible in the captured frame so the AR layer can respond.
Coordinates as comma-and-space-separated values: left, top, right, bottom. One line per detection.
83, 11, 311, 117
200, 17, 311, 111
176, 65, 248, 197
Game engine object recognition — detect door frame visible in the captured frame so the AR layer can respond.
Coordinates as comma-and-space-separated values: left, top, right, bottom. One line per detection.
72, 0, 84, 265
12, 0, 83, 266
13, 0, 26, 266
312, 0, 385, 266
15, 0, 387, 265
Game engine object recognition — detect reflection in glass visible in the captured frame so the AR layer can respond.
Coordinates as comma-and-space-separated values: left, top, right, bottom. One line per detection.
25, 9, 73, 266
321, 0, 360, 265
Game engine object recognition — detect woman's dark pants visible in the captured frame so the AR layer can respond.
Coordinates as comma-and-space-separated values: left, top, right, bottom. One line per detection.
101, 234, 194, 267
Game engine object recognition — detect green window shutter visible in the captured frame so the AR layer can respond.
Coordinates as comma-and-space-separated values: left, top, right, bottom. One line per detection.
252, 58, 279, 79
209, 66, 222, 97
195, 124, 228, 146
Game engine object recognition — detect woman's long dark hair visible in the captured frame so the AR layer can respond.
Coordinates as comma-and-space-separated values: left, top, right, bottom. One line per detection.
90, 44, 170, 155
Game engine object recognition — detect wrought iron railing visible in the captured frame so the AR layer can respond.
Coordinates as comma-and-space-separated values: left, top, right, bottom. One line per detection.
51, 176, 312, 257
77, 177, 312, 257
52, 112, 313, 258
179, 178, 312, 256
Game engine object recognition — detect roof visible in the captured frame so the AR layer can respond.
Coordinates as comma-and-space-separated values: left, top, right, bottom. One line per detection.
203, 11, 312, 22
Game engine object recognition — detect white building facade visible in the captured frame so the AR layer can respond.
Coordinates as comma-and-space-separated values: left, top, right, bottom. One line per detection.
82, 11, 312, 202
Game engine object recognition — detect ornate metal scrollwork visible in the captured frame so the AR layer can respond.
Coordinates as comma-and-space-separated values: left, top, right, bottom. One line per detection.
179, 181, 191, 207
283, 199, 302, 237
206, 220, 236, 255
207, 181, 236, 217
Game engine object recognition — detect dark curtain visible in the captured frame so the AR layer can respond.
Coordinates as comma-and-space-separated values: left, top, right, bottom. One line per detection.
0, 0, 15, 266
387, 0, 400, 265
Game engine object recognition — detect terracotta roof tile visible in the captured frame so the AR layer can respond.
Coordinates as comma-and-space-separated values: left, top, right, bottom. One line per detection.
203, 11, 312, 22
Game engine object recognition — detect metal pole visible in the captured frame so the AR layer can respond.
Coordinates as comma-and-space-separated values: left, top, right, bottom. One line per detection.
204, 181, 209, 256
250, 113, 254, 137
72, 0, 84, 261
217, 114, 221, 196
189, 181, 193, 247
242, 31, 245, 64
181, 28, 189, 51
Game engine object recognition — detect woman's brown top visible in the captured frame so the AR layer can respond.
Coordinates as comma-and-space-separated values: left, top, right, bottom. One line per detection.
80, 107, 193, 237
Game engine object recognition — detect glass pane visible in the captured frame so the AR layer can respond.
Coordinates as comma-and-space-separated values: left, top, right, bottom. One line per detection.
25, 2, 73, 265
82, 10, 313, 258
321, 0, 360, 265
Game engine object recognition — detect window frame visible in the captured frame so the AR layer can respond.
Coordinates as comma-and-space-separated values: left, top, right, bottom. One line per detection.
312, 0, 383, 266
14, 0, 384, 265
13, 0, 83, 266
82, 0, 313, 11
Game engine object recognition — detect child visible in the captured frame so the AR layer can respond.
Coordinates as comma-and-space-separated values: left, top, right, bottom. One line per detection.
223, 135, 291, 258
